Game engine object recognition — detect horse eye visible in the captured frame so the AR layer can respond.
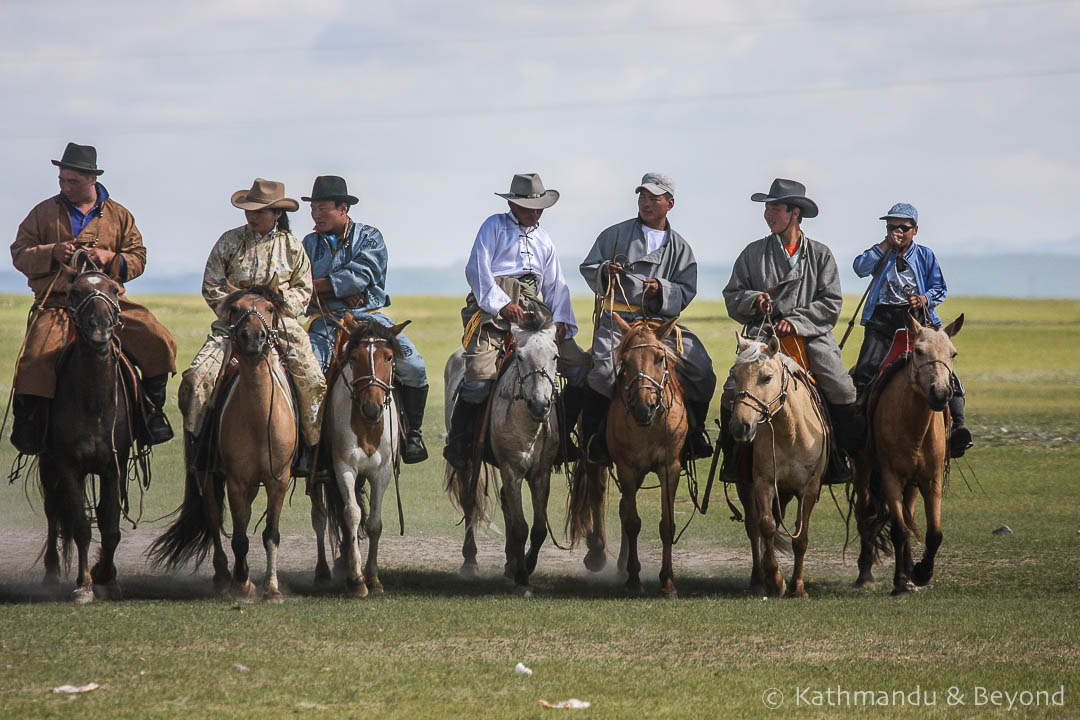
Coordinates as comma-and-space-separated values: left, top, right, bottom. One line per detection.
760, 374, 773, 384
913, 348, 924, 356
951, 351, 958, 359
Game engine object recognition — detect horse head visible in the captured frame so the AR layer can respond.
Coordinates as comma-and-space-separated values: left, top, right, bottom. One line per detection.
67, 271, 122, 353
508, 312, 558, 422
905, 313, 964, 411
222, 278, 285, 358
342, 313, 405, 424
730, 334, 791, 443
613, 315, 679, 427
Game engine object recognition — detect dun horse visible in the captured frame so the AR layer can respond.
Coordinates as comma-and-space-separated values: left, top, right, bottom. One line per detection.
568, 316, 687, 597
444, 314, 560, 595
36, 271, 135, 602
310, 314, 405, 597
729, 335, 828, 597
854, 313, 964, 595
149, 283, 296, 601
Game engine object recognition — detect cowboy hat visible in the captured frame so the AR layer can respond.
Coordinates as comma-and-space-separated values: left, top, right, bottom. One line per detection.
231, 178, 299, 211
495, 173, 559, 209
52, 142, 103, 176
301, 175, 358, 206
751, 178, 819, 218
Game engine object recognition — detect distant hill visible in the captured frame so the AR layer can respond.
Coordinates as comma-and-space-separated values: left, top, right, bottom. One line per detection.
2, 253, 1076, 299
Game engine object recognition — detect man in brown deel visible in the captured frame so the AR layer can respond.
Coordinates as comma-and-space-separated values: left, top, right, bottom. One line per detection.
9, 142, 177, 454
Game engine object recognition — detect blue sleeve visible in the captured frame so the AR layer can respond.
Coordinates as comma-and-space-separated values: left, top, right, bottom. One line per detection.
921, 247, 947, 307
119, 256, 127, 282
853, 245, 885, 277
328, 226, 387, 299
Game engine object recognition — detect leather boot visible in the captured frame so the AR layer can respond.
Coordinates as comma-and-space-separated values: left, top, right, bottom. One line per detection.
142, 374, 174, 445
555, 384, 585, 464
399, 384, 429, 464
292, 444, 315, 476
948, 393, 973, 459
10, 394, 49, 455
443, 397, 484, 473
581, 387, 612, 465
829, 402, 865, 456
718, 405, 739, 483
685, 398, 714, 460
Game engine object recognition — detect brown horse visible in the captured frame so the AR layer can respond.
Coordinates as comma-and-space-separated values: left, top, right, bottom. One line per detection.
150, 282, 296, 601
729, 335, 828, 597
37, 271, 135, 602
854, 313, 964, 595
568, 316, 687, 597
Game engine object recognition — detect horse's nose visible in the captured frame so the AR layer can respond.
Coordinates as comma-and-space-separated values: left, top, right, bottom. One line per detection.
731, 420, 755, 443
237, 327, 265, 348
526, 399, 550, 421
360, 401, 384, 423
928, 385, 951, 411
632, 403, 655, 426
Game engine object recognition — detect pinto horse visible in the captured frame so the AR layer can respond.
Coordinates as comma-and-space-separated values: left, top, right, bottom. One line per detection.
729, 335, 828, 597
150, 281, 296, 601
37, 271, 136, 602
854, 313, 965, 595
568, 316, 688, 597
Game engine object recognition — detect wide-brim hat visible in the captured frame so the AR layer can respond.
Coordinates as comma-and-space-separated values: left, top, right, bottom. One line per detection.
495, 173, 559, 209
51, 142, 103, 176
751, 177, 819, 218
301, 175, 358, 205
231, 178, 299, 211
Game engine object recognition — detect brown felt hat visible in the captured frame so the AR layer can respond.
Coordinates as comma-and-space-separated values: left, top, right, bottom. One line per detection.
230, 178, 299, 212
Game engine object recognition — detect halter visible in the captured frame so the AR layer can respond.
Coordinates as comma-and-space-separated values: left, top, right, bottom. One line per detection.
67, 280, 122, 338
620, 342, 672, 413
228, 306, 279, 354
509, 357, 557, 413
906, 354, 957, 396
344, 336, 395, 412
733, 359, 791, 425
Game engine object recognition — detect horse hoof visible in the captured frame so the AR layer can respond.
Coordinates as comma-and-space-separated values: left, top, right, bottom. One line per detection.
584, 548, 607, 573
788, 588, 809, 599
514, 585, 534, 598
658, 588, 677, 600
503, 563, 515, 580
43, 572, 61, 587
93, 581, 122, 601
264, 589, 285, 604
346, 577, 368, 598
368, 582, 385, 596
459, 562, 479, 579
313, 572, 333, 588
854, 574, 875, 588
232, 580, 257, 601
912, 564, 933, 587
72, 586, 94, 605
625, 581, 645, 595
891, 582, 916, 597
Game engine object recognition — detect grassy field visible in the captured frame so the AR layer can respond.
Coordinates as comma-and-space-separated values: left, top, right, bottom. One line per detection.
0, 292, 1078, 718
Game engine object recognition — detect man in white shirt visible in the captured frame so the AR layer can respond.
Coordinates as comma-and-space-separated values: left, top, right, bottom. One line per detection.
443, 173, 589, 472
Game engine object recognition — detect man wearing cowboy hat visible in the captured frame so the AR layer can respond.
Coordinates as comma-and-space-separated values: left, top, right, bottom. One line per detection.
9, 142, 177, 454
300, 175, 431, 464
177, 178, 326, 463
719, 178, 861, 479
852, 202, 972, 457
579, 172, 717, 464
443, 173, 589, 472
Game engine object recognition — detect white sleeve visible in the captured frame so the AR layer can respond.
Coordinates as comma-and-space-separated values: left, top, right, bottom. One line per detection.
540, 238, 578, 338
465, 217, 512, 317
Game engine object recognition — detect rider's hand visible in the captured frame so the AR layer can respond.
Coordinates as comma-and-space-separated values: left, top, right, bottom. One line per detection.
642, 278, 660, 298
52, 242, 74, 263
346, 292, 366, 307
603, 261, 623, 280
775, 319, 796, 337
500, 302, 526, 325
754, 292, 772, 317
86, 247, 115, 266
908, 294, 927, 309
555, 322, 568, 342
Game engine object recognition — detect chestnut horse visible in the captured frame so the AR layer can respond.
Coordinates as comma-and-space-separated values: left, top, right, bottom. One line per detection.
568, 316, 687, 597
729, 335, 828, 597
854, 313, 964, 595
150, 283, 296, 601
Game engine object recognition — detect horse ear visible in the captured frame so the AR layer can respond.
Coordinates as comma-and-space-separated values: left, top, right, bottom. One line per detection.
656, 317, 678, 341
736, 333, 751, 353
390, 320, 412, 336
943, 313, 964, 338
613, 312, 632, 335
766, 336, 781, 356
342, 313, 360, 333
904, 312, 922, 336
223, 280, 242, 296
268, 274, 280, 294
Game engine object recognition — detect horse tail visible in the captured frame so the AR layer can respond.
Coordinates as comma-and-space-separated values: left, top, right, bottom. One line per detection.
861, 467, 894, 561
147, 464, 224, 570
902, 503, 924, 542
566, 460, 606, 548
444, 462, 490, 527
38, 470, 81, 573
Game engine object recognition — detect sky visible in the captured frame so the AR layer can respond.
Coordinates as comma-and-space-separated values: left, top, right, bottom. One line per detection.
2, 0, 1078, 281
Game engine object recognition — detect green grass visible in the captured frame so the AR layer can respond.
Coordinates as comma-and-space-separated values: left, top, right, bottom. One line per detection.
1, 293, 1078, 718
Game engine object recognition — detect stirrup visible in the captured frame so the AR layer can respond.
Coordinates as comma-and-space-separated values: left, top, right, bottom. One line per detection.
949, 426, 973, 458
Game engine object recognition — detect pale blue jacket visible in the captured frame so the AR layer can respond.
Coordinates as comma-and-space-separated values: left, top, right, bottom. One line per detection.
302, 221, 389, 313
853, 242, 947, 327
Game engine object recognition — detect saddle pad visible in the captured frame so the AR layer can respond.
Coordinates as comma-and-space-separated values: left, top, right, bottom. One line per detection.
880, 329, 912, 375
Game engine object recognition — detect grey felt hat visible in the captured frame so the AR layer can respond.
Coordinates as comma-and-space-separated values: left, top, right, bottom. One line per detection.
751, 178, 819, 218
495, 173, 559, 209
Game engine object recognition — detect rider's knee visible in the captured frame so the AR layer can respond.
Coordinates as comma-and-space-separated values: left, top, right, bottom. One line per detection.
458, 379, 493, 403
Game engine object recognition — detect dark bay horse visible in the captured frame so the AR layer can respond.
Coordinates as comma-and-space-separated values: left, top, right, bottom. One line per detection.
39, 271, 134, 602
150, 282, 296, 601
854, 313, 964, 595
568, 316, 688, 597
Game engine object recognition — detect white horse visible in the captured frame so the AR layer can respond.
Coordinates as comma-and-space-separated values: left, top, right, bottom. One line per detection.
444, 315, 560, 596
316, 313, 405, 597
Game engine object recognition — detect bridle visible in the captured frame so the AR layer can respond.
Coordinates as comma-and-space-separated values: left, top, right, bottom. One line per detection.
228, 304, 279, 355
733, 358, 792, 425
619, 341, 672, 414
509, 356, 557, 411
344, 336, 395, 415
67, 274, 122, 340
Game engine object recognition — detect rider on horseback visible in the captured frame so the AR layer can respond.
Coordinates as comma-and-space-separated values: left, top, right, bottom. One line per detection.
9, 142, 177, 455
578, 172, 717, 465
851, 203, 973, 458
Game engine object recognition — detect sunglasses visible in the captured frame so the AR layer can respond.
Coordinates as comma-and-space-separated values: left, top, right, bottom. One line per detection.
886, 223, 915, 234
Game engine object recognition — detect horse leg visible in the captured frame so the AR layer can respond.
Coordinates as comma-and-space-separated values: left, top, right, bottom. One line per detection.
756, 480, 784, 597
203, 472, 231, 596
853, 470, 877, 588
90, 463, 123, 600
787, 493, 817, 599
499, 474, 530, 593
583, 465, 608, 572
261, 477, 287, 603
736, 478, 764, 595
525, 470, 551, 579
884, 482, 915, 595
39, 461, 62, 585
458, 469, 480, 579
337, 470, 368, 597
226, 481, 257, 600
364, 471, 390, 596
69, 473, 95, 604
912, 483, 943, 587
658, 462, 680, 599
617, 465, 644, 594
309, 480, 332, 586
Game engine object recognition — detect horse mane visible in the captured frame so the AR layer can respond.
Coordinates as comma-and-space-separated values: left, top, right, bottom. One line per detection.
221, 284, 287, 314
617, 319, 683, 368
346, 317, 403, 359
734, 337, 800, 374
516, 312, 552, 333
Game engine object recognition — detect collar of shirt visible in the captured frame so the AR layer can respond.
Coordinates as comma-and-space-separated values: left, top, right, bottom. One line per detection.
317, 218, 351, 252
63, 182, 109, 238
774, 232, 803, 267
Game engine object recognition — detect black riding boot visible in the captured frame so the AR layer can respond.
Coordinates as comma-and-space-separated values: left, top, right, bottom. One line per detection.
142, 374, 174, 445
685, 398, 714, 460
718, 404, 739, 483
10, 394, 49, 455
581, 387, 612, 466
292, 444, 316, 476
829, 402, 865, 456
399, 384, 429, 464
555, 384, 585, 464
948, 392, 973, 459
443, 397, 484, 473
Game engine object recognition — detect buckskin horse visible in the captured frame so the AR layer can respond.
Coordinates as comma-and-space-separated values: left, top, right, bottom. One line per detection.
568, 315, 687, 597
36, 271, 140, 602
149, 282, 296, 602
444, 314, 561, 595
729, 334, 828, 597
854, 313, 965, 595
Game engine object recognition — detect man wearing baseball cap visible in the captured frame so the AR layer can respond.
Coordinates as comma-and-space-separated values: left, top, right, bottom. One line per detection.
852, 203, 972, 457
578, 172, 717, 464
